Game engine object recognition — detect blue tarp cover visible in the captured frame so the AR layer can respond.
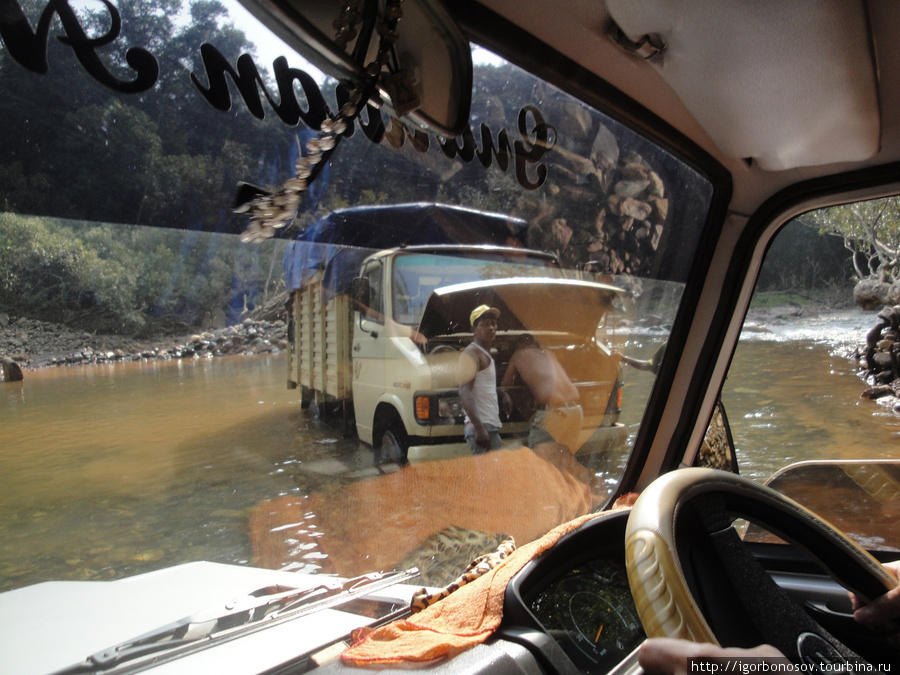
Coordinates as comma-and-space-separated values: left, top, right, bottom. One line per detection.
284, 203, 528, 295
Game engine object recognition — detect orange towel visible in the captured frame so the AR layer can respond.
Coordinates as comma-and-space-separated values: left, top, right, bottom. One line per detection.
340, 511, 602, 665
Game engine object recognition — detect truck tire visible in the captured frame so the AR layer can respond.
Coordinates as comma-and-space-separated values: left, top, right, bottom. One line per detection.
376, 423, 409, 466
300, 385, 313, 409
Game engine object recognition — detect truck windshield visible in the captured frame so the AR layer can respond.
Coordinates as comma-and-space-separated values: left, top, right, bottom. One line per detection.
391, 251, 565, 324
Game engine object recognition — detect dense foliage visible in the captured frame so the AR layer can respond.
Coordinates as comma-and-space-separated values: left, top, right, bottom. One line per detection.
0, 213, 286, 333
756, 219, 855, 303
0, 0, 287, 231
801, 197, 900, 284
0, 0, 294, 332
0, 0, 853, 331
0, 0, 544, 334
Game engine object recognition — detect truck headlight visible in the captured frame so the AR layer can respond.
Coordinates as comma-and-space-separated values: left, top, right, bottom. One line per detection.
437, 396, 464, 419
414, 393, 464, 423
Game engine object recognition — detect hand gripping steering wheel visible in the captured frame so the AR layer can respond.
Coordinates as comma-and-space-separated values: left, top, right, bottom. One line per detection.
624, 468, 897, 665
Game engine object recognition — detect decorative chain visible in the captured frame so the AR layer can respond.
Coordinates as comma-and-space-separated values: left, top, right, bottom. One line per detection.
236, 0, 404, 243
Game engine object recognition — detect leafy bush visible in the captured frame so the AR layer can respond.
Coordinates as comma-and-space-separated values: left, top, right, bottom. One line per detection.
0, 213, 286, 334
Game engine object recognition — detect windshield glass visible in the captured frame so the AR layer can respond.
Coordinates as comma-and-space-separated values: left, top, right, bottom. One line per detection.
0, 0, 712, 596
391, 250, 562, 325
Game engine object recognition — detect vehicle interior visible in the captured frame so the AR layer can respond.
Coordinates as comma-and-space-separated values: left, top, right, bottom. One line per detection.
2, 0, 900, 673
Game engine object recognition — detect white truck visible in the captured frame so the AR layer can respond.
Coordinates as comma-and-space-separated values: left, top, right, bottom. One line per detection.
284, 204, 627, 464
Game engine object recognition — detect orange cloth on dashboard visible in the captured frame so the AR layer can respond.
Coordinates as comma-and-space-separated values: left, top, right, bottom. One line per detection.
339, 493, 639, 666
249, 446, 593, 577
339, 511, 601, 665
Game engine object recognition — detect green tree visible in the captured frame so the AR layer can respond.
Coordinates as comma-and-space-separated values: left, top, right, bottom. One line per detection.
800, 197, 900, 309
802, 197, 900, 284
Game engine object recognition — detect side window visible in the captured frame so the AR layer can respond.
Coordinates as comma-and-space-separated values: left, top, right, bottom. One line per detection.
719, 202, 900, 551
363, 263, 384, 323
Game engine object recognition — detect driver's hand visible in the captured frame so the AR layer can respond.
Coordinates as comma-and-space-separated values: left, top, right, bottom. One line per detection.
638, 638, 784, 675
850, 560, 900, 628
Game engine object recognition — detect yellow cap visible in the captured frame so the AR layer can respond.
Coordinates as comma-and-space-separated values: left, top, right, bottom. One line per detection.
470, 304, 500, 327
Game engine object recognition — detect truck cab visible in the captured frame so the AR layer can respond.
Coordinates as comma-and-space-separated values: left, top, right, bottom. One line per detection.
347, 245, 627, 465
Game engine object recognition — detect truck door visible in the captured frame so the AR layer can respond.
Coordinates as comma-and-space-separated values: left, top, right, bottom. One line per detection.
352, 260, 387, 443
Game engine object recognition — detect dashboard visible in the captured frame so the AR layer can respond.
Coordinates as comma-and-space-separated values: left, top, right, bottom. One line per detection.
499, 510, 644, 674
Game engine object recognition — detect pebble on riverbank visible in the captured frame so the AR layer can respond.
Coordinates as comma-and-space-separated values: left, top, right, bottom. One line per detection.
0, 312, 288, 373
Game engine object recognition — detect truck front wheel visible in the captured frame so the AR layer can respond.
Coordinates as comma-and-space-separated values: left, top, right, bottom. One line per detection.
376, 424, 409, 466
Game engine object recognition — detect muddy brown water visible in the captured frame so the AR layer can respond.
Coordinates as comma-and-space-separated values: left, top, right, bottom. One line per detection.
0, 355, 367, 592
2, 314, 897, 592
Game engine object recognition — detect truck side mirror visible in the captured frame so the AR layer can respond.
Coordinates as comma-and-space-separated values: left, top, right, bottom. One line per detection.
351, 277, 370, 310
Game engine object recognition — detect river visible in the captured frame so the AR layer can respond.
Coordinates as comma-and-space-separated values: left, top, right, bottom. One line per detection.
1, 309, 895, 592
1, 355, 347, 592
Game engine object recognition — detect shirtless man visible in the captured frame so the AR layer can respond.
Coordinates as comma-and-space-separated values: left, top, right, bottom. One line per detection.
501, 333, 583, 454
458, 305, 510, 453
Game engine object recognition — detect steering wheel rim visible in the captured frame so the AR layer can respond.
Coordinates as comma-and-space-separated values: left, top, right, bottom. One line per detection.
624, 468, 896, 657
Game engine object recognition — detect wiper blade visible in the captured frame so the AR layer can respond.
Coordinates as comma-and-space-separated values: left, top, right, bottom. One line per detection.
54, 568, 419, 674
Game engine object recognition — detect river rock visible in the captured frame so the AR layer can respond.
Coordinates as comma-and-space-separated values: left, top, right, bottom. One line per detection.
0, 314, 290, 371
1, 357, 24, 382
854, 279, 895, 311
522, 121, 669, 274
861, 384, 894, 400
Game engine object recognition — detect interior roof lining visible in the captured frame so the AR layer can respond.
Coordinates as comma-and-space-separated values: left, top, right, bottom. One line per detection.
604, 0, 881, 172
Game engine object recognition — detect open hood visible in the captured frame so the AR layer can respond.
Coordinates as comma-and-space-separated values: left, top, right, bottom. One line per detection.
417, 277, 622, 340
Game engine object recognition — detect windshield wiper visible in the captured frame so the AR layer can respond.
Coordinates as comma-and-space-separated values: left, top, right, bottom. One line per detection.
53, 567, 419, 674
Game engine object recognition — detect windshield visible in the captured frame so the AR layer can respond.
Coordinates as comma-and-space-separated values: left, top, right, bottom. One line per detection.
391, 250, 562, 325
0, 0, 712, 600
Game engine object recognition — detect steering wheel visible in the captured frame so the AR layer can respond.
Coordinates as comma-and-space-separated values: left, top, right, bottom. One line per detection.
624, 468, 897, 664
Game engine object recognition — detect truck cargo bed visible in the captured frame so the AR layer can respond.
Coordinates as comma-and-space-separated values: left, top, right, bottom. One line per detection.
289, 272, 353, 403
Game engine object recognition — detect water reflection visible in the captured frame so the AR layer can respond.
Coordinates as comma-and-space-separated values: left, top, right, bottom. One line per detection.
0, 355, 323, 591
724, 337, 900, 483
3, 318, 899, 592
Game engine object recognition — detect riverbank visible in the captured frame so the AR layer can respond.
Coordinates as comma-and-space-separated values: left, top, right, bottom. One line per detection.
0, 312, 288, 371
4, 303, 895, 411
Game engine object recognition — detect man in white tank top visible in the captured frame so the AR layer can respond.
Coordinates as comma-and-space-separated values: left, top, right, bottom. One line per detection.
458, 304, 509, 453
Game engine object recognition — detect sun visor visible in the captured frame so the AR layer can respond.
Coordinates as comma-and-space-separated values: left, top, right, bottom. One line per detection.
605, 0, 880, 171
417, 278, 621, 340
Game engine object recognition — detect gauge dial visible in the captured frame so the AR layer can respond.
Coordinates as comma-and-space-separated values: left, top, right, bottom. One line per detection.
530, 559, 644, 669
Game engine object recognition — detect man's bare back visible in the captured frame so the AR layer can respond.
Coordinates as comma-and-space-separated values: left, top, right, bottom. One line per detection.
501, 336, 580, 408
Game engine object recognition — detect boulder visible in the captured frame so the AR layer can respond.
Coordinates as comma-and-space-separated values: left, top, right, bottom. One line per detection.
1, 357, 24, 382
854, 278, 893, 310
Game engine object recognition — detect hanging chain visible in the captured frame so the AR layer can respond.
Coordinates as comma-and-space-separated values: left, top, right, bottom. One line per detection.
236, 0, 404, 243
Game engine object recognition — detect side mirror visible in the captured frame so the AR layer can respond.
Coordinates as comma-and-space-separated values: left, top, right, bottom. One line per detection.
743, 460, 900, 549
351, 277, 370, 309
